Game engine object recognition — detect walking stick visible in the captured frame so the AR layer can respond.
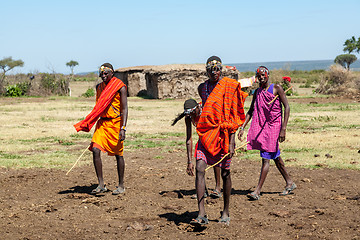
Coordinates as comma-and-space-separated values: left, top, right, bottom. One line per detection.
268, 76, 292, 105
268, 86, 293, 105
205, 141, 248, 172
66, 144, 90, 175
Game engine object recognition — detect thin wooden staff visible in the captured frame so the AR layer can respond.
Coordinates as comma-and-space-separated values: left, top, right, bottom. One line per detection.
205, 141, 248, 172
66, 144, 90, 175
268, 86, 293, 105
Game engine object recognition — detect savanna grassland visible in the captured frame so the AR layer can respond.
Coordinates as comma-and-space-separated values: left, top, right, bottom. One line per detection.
0, 81, 358, 170
0, 79, 359, 239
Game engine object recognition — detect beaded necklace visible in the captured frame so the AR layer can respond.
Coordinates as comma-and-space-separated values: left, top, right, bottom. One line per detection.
204, 80, 217, 101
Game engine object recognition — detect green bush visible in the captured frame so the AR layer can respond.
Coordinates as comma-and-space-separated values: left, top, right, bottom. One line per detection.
17, 82, 30, 94
39, 73, 69, 95
5, 82, 30, 97
40, 73, 57, 91
6, 84, 23, 97
82, 88, 95, 97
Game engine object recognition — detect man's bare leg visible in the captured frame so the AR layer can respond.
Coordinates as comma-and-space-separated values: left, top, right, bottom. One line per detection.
195, 160, 207, 217
92, 147, 105, 188
214, 166, 221, 193
221, 168, 231, 219
252, 158, 270, 196
114, 155, 125, 193
274, 156, 294, 188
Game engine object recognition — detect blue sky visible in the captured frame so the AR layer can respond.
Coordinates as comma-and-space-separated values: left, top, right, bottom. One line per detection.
1, 0, 359, 74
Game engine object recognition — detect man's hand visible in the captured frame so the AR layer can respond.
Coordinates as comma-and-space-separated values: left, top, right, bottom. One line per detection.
228, 132, 236, 158
279, 128, 286, 142
186, 162, 194, 176
228, 141, 235, 159
119, 129, 126, 141
238, 129, 245, 141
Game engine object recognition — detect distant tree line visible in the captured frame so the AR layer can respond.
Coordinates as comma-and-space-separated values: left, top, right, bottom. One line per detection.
335, 36, 360, 70
0, 57, 80, 96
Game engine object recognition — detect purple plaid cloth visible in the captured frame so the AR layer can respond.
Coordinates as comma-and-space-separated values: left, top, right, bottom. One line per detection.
195, 140, 231, 169
247, 84, 282, 152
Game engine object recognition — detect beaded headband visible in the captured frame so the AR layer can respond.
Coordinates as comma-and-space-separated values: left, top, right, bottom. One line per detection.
99, 66, 113, 76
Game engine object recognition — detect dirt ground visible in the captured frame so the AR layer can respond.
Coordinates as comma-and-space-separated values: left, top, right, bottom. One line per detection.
1, 146, 359, 240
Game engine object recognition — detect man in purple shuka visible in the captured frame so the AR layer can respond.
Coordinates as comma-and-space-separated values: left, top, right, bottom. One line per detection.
238, 66, 296, 200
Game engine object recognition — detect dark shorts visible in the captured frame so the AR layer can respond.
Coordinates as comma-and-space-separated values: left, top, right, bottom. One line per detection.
260, 149, 281, 160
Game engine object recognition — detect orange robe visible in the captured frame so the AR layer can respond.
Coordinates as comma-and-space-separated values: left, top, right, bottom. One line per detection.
74, 77, 125, 132
89, 82, 124, 156
196, 77, 248, 156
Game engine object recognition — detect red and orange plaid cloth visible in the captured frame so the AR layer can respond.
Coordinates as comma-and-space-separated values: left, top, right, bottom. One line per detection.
196, 77, 248, 156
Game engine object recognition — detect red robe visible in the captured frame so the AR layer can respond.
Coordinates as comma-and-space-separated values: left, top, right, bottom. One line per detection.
196, 77, 247, 156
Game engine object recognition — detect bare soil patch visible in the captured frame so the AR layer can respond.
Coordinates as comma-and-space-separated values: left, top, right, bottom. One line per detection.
0, 96, 359, 239
1, 147, 359, 239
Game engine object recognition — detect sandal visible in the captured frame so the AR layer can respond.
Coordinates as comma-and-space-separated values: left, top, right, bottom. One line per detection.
210, 189, 222, 199
112, 186, 125, 195
279, 183, 297, 196
218, 216, 230, 226
91, 186, 107, 194
247, 192, 260, 201
191, 192, 208, 199
190, 215, 209, 226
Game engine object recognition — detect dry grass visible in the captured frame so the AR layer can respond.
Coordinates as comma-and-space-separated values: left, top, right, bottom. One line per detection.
317, 64, 360, 97
281, 130, 359, 169
128, 98, 186, 134
0, 88, 359, 170
69, 81, 96, 97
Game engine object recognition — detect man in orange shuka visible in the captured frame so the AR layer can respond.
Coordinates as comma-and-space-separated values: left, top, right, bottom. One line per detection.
190, 56, 247, 226
74, 63, 128, 195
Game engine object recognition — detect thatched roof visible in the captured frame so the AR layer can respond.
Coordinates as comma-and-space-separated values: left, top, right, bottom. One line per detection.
116, 64, 205, 72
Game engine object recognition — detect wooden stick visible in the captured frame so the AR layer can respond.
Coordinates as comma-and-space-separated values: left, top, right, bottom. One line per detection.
66, 145, 90, 175
268, 86, 293, 104
205, 142, 248, 172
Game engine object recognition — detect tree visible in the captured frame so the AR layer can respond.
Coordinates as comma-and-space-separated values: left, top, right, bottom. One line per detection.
0, 57, 24, 93
356, 36, 360, 54
343, 36, 357, 54
334, 54, 357, 70
343, 36, 360, 54
0, 56, 24, 79
66, 60, 79, 75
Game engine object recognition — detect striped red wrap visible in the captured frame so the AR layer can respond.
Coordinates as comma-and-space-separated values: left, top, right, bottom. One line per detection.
196, 77, 247, 156
74, 77, 126, 132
